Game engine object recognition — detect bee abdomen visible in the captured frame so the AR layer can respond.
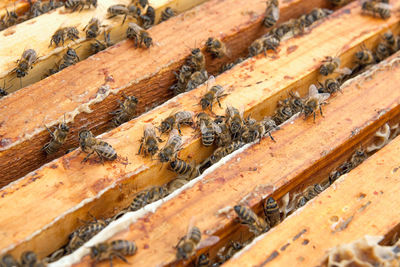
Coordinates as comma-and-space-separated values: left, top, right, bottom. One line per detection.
202, 131, 215, 146
111, 240, 137, 255
97, 141, 117, 160
264, 197, 280, 227
130, 192, 147, 211
189, 226, 201, 243
234, 205, 256, 224
170, 158, 192, 175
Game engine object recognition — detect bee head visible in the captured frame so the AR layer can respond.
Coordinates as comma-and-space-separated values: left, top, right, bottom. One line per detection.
200, 98, 209, 110
90, 246, 100, 258
60, 123, 70, 132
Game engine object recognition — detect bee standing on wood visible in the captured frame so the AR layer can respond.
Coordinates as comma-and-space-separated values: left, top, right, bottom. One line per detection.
90, 240, 137, 266
375, 43, 390, 62
83, 17, 103, 39
14, 49, 37, 85
319, 56, 352, 76
91, 30, 113, 53
186, 70, 208, 92
225, 106, 244, 139
140, 5, 155, 29
214, 117, 232, 147
145, 186, 169, 203
111, 93, 138, 127
49, 26, 80, 47
302, 84, 330, 122
65, 0, 97, 12
129, 191, 148, 211
79, 130, 117, 163
158, 129, 182, 163
263, 0, 279, 28
234, 205, 269, 235
355, 45, 375, 66
159, 110, 194, 134
382, 30, 399, 53
126, 22, 153, 48
208, 141, 245, 164
200, 78, 228, 111
160, 7, 175, 22
362, 0, 391, 19
263, 197, 281, 227
138, 123, 162, 157
42, 116, 70, 155
187, 48, 206, 71
169, 158, 198, 179
205, 37, 230, 59
196, 112, 221, 147
59, 47, 80, 71
319, 78, 342, 94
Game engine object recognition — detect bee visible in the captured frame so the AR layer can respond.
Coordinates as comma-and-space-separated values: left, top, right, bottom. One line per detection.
328, 0, 350, 6
0, 81, 10, 98
42, 116, 69, 155
196, 253, 210, 267
158, 129, 182, 163
187, 48, 206, 71
350, 148, 367, 168
261, 117, 279, 141
209, 141, 245, 164
375, 43, 390, 62
126, 22, 153, 48
382, 30, 399, 53
234, 205, 269, 235
65, 0, 97, 12
83, 17, 103, 39
225, 106, 244, 138
263, 0, 279, 28
1, 254, 19, 267
287, 91, 304, 113
79, 130, 117, 163
107, 4, 130, 24
159, 111, 194, 134
145, 186, 168, 203
49, 27, 79, 47
205, 37, 230, 59
186, 70, 208, 92
297, 183, 325, 208
302, 84, 330, 121
355, 45, 375, 65
219, 58, 244, 73
214, 118, 232, 147
197, 112, 221, 146
129, 191, 148, 211
91, 31, 113, 53
273, 99, 292, 125
200, 82, 228, 111
169, 158, 198, 179
310, 8, 333, 21
110, 93, 138, 127
138, 123, 162, 157
21, 251, 44, 267
58, 47, 80, 71
263, 197, 281, 227
241, 118, 265, 143
15, 49, 37, 81
270, 21, 292, 40
319, 56, 352, 76
160, 7, 175, 22
66, 230, 85, 253
176, 226, 202, 260
140, 5, 155, 29
78, 217, 108, 241
90, 240, 137, 266
319, 78, 342, 94
362, 1, 391, 19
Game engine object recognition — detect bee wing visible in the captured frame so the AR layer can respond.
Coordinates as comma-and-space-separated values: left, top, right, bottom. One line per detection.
316, 92, 330, 103
376, 3, 392, 9
308, 84, 319, 97
200, 120, 207, 134
212, 122, 222, 134
271, 6, 280, 21
197, 235, 220, 250
335, 67, 352, 75
206, 75, 216, 90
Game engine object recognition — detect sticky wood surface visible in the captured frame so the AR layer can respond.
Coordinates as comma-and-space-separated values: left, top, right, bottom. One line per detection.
0, 0, 332, 186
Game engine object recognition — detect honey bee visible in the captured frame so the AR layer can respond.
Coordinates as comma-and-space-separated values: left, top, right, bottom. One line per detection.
140, 5, 155, 29
219, 58, 244, 73
234, 205, 269, 235
355, 45, 375, 65
328, 0, 350, 6
42, 116, 69, 155
217, 240, 244, 263
66, 230, 85, 253
349, 148, 367, 168
78, 217, 109, 241
249, 34, 280, 57
362, 0, 391, 19
287, 91, 304, 113
209, 141, 245, 164
382, 30, 399, 53
160, 7, 175, 22
159, 129, 182, 163
83, 17, 103, 39
169, 158, 198, 179
186, 70, 208, 92
297, 184, 325, 208
91, 30, 113, 53
375, 43, 390, 62
90, 240, 137, 266
187, 48, 206, 71
225, 106, 244, 138
302, 84, 330, 121
145, 186, 169, 203
176, 226, 202, 260
49, 26, 79, 47
107, 4, 131, 24
138, 123, 162, 157
0, 81, 10, 98
320, 78, 342, 94
197, 112, 221, 146
129, 191, 148, 211
1, 254, 19, 267
167, 177, 188, 192
159, 111, 194, 134
273, 99, 293, 125
65, 0, 97, 12
241, 118, 266, 143
14, 48, 37, 81
270, 21, 292, 40
205, 37, 230, 59
110, 93, 138, 127
319, 56, 352, 76
263, 0, 279, 28
79, 130, 117, 163
214, 118, 232, 147
263, 197, 281, 227
196, 253, 210, 267
58, 47, 80, 71
200, 79, 227, 111
126, 22, 153, 48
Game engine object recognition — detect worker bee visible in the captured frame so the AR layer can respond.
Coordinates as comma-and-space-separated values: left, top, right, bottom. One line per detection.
169, 158, 198, 179
159, 129, 182, 163
355, 45, 375, 65
375, 43, 390, 62
1, 254, 19, 267
160, 7, 175, 22
159, 110, 194, 134
196, 253, 210, 266
21, 251, 45, 267
302, 84, 330, 121
225, 106, 244, 139
42, 116, 69, 155
78, 217, 109, 241
83, 17, 103, 39
287, 91, 304, 114
65, 0, 97, 12
219, 57, 244, 73
234, 205, 269, 235
145, 186, 169, 203
382, 30, 399, 53
209, 141, 245, 164
126, 22, 153, 48
197, 112, 221, 146
297, 184, 325, 208
200, 80, 227, 111
320, 78, 342, 94
66, 230, 85, 253
90, 240, 137, 266
138, 123, 162, 157
58, 47, 80, 71
241, 118, 266, 143
205, 37, 230, 59
263, 0, 279, 28
319, 56, 352, 76
273, 99, 292, 125
91, 30, 113, 53
107, 4, 131, 24
362, 0, 391, 19
262, 116, 279, 141
263, 197, 281, 227
167, 178, 189, 192
349, 148, 367, 168
129, 191, 148, 211
0, 80, 10, 98
186, 70, 208, 92
110, 93, 138, 127
50, 26, 80, 47
328, 0, 350, 6
14, 48, 37, 81
79, 129, 117, 163
214, 118, 232, 147
187, 48, 206, 71
140, 5, 155, 29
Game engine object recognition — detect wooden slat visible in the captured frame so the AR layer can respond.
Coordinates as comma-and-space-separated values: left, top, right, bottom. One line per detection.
225, 137, 400, 267
0, 0, 332, 186
69, 50, 400, 266
0, 0, 398, 261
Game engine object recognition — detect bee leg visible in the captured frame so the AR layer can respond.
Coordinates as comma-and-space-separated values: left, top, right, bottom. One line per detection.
268, 132, 276, 142
137, 143, 143, 155
313, 111, 316, 122
177, 124, 182, 135
95, 151, 105, 165
319, 106, 324, 117
81, 152, 94, 163
122, 14, 127, 25
114, 253, 129, 264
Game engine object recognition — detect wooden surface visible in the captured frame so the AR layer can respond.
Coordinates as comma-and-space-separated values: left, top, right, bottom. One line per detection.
70, 50, 400, 267
225, 137, 400, 267
0, 0, 332, 186
0, 0, 399, 261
